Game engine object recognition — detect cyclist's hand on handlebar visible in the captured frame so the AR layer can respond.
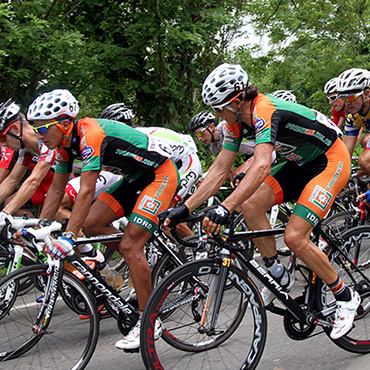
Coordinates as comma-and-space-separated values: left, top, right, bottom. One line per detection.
203, 205, 231, 235
48, 232, 75, 259
231, 173, 245, 189
357, 189, 370, 204
161, 204, 190, 229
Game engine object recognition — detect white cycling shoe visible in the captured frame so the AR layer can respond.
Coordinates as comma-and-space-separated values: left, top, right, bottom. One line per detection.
115, 318, 162, 350
330, 289, 361, 340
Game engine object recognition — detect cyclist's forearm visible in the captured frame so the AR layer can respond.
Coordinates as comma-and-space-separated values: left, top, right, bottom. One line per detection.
3, 177, 42, 215
0, 177, 18, 205
66, 192, 94, 236
185, 170, 229, 212
40, 190, 65, 220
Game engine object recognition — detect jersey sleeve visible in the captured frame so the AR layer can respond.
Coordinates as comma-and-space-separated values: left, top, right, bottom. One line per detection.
38, 143, 56, 164
54, 148, 72, 174
78, 118, 106, 172
0, 146, 16, 169
252, 96, 277, 145
222, 121, 243, 152
344, 115, 361, 136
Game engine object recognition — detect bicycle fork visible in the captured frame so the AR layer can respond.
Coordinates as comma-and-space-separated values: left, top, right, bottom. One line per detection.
32, 257, 63, 335
198, 249, 231, 336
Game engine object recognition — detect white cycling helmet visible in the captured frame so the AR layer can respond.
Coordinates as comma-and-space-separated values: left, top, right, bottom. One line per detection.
27, 89, 79, 120
324, 77, 339, 95
337, 68, 370, 97
202, 63, 249, 106
0, 99, 21, 133
271, 90, 297, 103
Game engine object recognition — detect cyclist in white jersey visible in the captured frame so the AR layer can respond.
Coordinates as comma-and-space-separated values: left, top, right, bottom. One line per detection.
136, 126, 202, 205
100, 103, 203, 206
55, 170, 123, 221
189, 111, 255, 158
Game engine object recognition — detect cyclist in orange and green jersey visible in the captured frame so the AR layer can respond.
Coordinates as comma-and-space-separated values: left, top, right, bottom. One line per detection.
164, 63, 358, 341
27, 89, 179, 351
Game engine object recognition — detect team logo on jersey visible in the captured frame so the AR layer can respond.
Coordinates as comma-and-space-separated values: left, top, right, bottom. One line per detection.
309, 185, 332, 211
275, 141, 296, 155
254, 118, 267, 132
138, 195, 162, 215
81, 145, 94, 159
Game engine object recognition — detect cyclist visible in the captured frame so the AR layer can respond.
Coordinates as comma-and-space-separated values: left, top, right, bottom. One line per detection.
270, 90, 297, 103
101, 104, 203, 207
0, 99, 56, 223
28, 89, 178, 350
189, 111, 255, 158
164, 63, 359, 340
324, 77, 346, 129
338, 68, 370, 175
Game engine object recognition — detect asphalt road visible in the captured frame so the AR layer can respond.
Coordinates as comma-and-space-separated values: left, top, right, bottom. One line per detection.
1, 253, 370, 370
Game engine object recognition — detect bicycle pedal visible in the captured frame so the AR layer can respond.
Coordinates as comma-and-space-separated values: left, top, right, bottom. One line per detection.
123, 348, 140, 353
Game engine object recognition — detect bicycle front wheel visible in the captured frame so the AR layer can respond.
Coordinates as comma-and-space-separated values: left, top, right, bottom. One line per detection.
141, 259, 267, 370
0, 264, 100, 369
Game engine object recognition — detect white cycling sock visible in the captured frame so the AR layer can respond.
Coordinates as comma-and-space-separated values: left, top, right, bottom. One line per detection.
77, 243, 94, 254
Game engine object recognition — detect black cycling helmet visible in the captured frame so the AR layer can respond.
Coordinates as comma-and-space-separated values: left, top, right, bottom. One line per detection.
189, 111, 215, 133
100, 103, 135, 125
0, 99, 21, 134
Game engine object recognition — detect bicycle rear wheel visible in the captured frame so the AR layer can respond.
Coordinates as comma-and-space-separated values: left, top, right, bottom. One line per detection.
320, 225, 370, 353
0, 264, 99, 369
141, 259, 267, 369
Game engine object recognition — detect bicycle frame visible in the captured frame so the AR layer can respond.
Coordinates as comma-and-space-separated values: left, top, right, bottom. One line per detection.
195, 223, 370, 333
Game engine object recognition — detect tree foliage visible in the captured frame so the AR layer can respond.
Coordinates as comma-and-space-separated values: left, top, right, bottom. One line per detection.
1, 0, 370, 168
0, 0, 247, 130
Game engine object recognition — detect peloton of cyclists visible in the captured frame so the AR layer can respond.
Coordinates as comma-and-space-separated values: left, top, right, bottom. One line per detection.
164, 62, 360, 340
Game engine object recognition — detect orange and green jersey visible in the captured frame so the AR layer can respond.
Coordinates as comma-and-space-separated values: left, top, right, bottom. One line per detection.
223, 94, 341, 166
54, 118, 173, 182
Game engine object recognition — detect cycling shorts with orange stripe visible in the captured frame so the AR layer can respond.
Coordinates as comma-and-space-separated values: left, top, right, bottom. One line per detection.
264, 138, 351, 227
97, 159, 179, 233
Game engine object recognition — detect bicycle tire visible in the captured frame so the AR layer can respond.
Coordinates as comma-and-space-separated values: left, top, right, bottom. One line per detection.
0, 248, 37, 295
141, 259, 267, 370
318, 225, 370, 353
0, 264, 100, 369
322, 209, 366, 236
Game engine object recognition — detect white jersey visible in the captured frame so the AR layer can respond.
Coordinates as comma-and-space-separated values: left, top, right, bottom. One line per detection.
137, 127, 197, 162
136, 126, 202, 204
65, 171, 122, 206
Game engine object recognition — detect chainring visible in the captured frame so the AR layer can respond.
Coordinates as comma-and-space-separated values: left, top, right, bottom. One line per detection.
283, 295, 316, 340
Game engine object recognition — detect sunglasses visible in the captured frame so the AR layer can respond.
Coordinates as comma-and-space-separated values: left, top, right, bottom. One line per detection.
327, 94, 339, 102
342, 91, 364, 103
211, 91, 243, 113
32, 119, 65, 135
0, 121, 20, 142
195, 126, 209, 137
